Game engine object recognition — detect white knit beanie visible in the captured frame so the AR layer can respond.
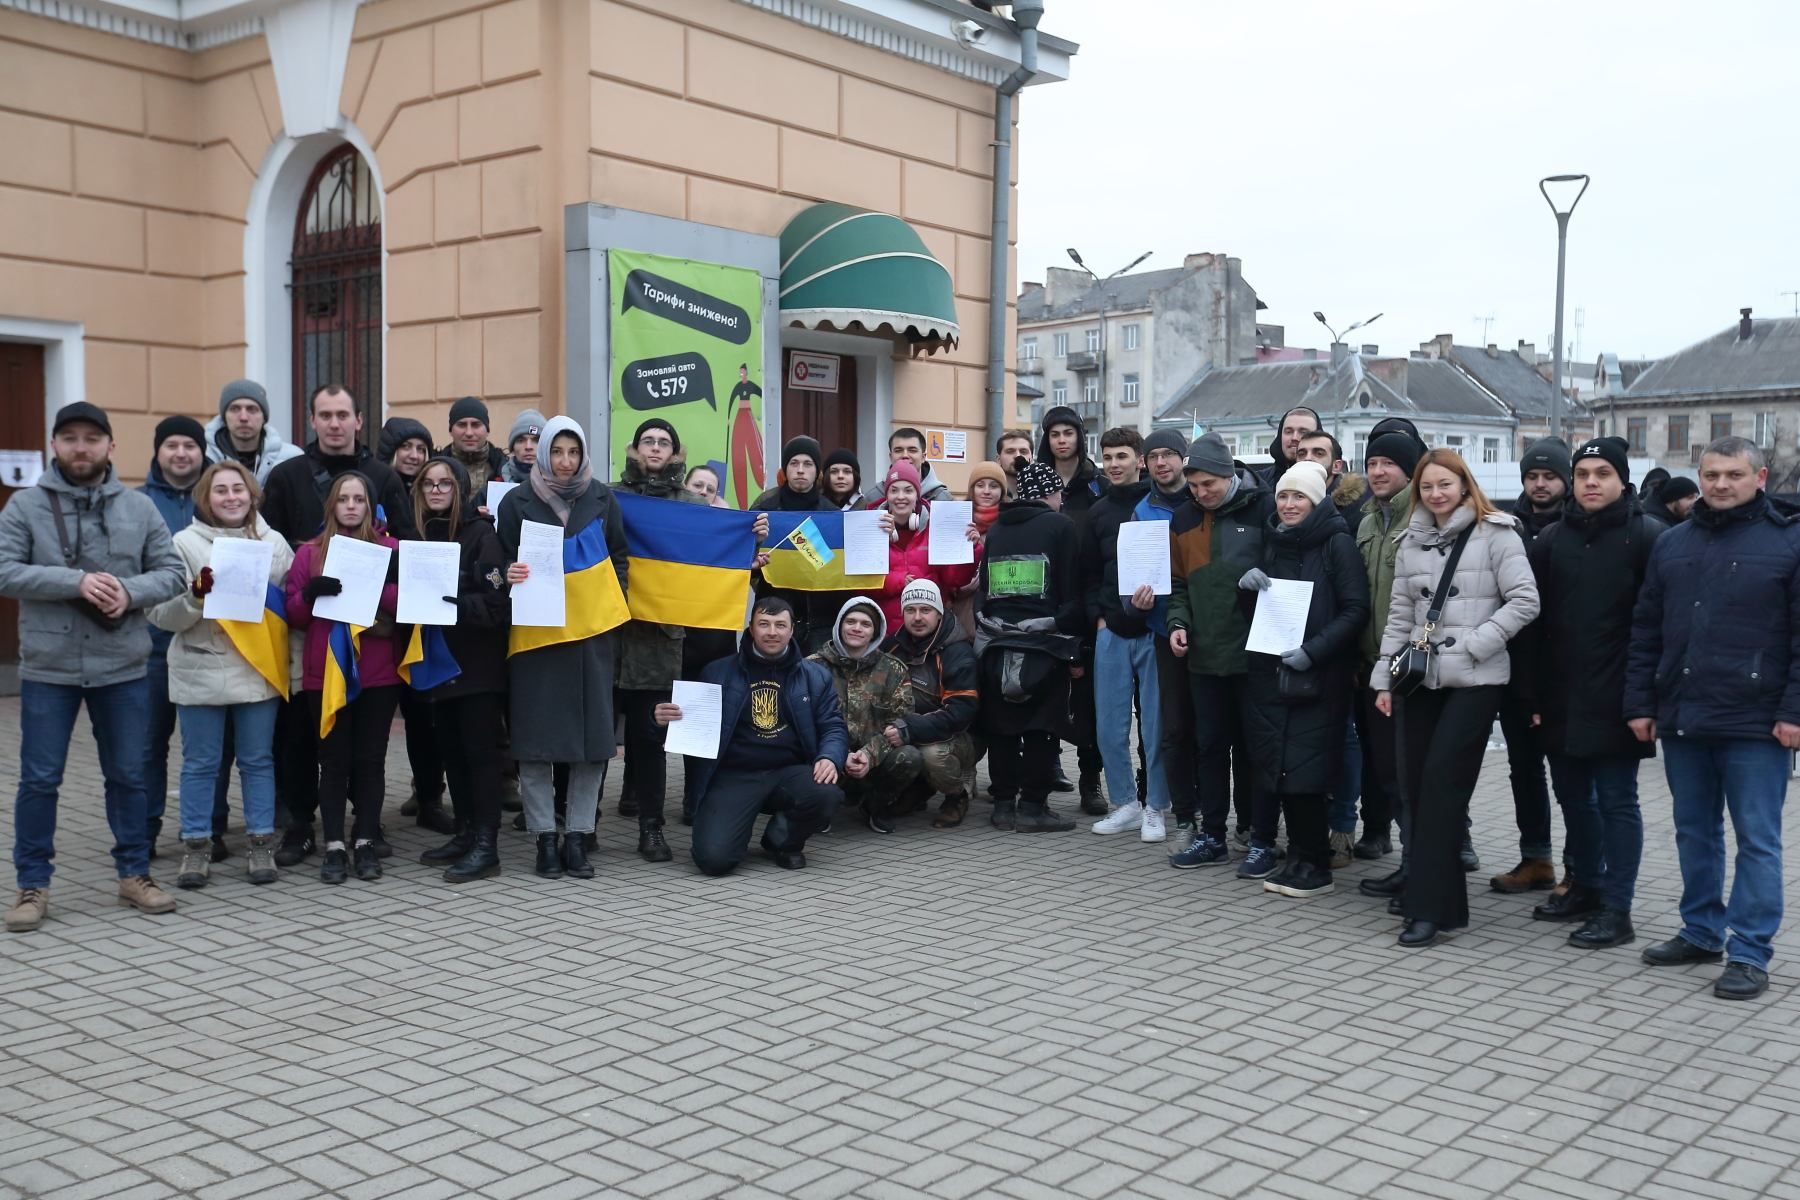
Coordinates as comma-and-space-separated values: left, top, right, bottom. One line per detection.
1275, 460, 1328, 506
899, 579, 944, 615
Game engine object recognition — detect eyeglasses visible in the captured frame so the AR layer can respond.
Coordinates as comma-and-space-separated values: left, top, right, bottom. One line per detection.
638, 436, 674, 449
423, 480, 458, 492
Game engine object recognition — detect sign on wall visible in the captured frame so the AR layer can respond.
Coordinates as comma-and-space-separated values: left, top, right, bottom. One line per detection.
925, 428, 967, 462
786, 350, 840, 394
608, 248, 765, 506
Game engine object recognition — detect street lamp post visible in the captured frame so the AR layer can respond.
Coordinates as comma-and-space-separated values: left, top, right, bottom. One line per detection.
1068, 248, 1151, 428
1312, 310, 1384, 346
1538, 174, 1590, 443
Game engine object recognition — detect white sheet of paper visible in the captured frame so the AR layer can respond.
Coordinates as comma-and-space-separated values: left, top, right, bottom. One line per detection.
203, 537, 274, 623
0, 450, 43, 489
842, 510, 889, 576
1246, 578, 1314, 656
311, 535, 392, 628
397, 541, 462, 626
664, 680, 723, 759
1115, 522, 1172, 596
927, 500, 975, 565
486, 480, 518, 514
510, 519, 566, 627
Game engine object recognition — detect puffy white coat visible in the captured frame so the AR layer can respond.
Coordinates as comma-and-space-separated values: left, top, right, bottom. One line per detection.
1370, 504, 1539, 691
148, 517, 294, 706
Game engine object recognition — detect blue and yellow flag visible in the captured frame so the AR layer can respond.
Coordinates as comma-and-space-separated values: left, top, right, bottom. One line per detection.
399, 623, 462, 692
320, 621, 362, 738
509, 517, 631, 657
219, 582, 290, 701
760, 511, 885, 592
612, 492, 756, 631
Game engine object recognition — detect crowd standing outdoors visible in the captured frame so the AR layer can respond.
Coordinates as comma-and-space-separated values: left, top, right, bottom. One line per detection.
2, 385, 1796, 1000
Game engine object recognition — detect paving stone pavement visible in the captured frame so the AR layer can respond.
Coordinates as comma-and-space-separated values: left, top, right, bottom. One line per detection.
1, 696, 1799, 1200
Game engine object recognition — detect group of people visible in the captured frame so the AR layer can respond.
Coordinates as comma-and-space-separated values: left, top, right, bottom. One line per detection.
2, 385, 1793, 1001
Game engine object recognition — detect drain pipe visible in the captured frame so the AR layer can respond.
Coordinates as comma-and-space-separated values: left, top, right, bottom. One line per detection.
986, 0, 1043, 456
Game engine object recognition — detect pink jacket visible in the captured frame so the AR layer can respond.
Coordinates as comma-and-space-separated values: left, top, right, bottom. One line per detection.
285, 536, 402, 691
875, 524, 978, 632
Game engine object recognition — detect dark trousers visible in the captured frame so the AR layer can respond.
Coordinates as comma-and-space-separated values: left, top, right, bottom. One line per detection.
987, 730, 1059, 805
1281, 791, 1330, 870
434, 691, 504, 833
1067, 668, 1102, 778
143, 654, 177, 844
399, 686, 445, 804
308, 685, 400, 845
692, 762, 838, 876
1154, 637, 1199, 822
1358, 684, 1402, 846
1398, 685, 1501, 928
1499, 692, 1553, 859
1549, 754, 1643, 912
278, 697, 319, 833
619, 688, 671, 828
681, 629, 737, 819
1187, 673, 1254, 841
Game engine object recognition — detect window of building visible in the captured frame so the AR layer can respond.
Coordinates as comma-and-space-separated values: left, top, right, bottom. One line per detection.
1711, 413, 1734, 442
1083, 377, 1099, 406
1084, 327, 1101, 354
1122, 323, 1141, 351
1443, 434, 1467, 454
1598, 418, 1608, 437
1085, 431, 1099, 461
1353, 431, 1368, 468
292, 144, 383, 447
1053, 332, 1068, 358
1052, 380, 1068, 405
1756, 411, 1777, 448
1020, 337, 1037, 361
1627, 417, 1647, 453
1482, 436, 1500, 464
1121, 374, 1141, 406
1667, 414, 1689, 453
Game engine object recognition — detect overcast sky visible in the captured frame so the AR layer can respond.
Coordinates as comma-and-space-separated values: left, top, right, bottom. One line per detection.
1015, 0, 1799, 363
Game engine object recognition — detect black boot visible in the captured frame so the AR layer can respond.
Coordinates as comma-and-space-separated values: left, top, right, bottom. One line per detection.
353, 843, 383, 881
419, 824, 475, 865
1077, 771, 1107, 816
990, 799, 1017, 831
444, 828, 501, 883
1397, 920, 1440, 948
1014, 801, 1076, 833
1051, 764, 1074, 793
1568, 908, 1635, 949
561, 830, 595, 879
1458, 834, 1480, 873
1353, 829, 1392, 860
1533, 882, 1603, 922
1359, 866, 1408, 897
637, 825, 672, 863
416, 795, 456, 835
534, 833, 563, 879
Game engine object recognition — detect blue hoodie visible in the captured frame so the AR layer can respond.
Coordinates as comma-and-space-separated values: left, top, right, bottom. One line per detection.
1130, 481, 1186, 635
137, 460, 195, 655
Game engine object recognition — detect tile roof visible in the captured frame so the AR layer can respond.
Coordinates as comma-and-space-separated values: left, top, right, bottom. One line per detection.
1156, 353, 1509, 425
1445, 344, 1562, 417
1623, 318, 1800, 397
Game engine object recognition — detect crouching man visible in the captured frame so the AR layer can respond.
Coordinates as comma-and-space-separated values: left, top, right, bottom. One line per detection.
882, 580, 983, 829
810, 597, 919, 834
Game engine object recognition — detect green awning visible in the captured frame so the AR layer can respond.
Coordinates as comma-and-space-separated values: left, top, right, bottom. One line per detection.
779, 203, 959, 353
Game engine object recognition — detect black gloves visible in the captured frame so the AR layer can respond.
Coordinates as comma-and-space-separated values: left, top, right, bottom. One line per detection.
302, 574, 343, 602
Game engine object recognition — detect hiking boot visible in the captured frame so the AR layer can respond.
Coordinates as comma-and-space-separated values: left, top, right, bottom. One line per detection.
932, 792, 968, 829
319, 848, 349, 884
1353, 830, 1392, 860
444, 827, 502, 883
117, 875, 177, 915
1091, 800, 1144, 835
5, 888, 48, 932
990, 799, 1017, 831
1077, 771, 1107, 816
1533, 883, 1602, 922
1014, 802, 1076, 833
1491, 857, 1555, 893
275, 827, 314, 867
176, 838, 212, 889
420, 828, 476, 865
1328, 831, 1356, 870
245, 834, 279, 885
353, 844, 383, 881
637, 826, 672, 863
1568, 908, 1635, 950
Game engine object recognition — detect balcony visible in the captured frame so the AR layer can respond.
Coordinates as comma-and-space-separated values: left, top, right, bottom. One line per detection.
1065, 350, 1100, 372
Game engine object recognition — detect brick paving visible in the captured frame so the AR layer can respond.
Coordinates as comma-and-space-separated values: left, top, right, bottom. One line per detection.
1, 696, 1798, 1200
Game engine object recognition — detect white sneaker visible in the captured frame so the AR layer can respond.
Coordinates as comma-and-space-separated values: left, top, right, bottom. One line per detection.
1140, 809, 1167, 843
1091, 800, 1144, 835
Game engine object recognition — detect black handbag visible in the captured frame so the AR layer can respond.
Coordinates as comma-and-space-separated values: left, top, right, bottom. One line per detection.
1388, 527, 1472, 697
1277, 663, 1322, 705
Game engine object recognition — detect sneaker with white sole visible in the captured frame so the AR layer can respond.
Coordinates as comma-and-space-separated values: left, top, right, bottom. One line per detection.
1140, 809, 1167, 843
1328, 831, 1356, 870
1091, 800, 1144, 835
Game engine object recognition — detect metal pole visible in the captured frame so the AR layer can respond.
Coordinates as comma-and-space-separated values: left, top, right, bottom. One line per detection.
1550, 212, 1568, 443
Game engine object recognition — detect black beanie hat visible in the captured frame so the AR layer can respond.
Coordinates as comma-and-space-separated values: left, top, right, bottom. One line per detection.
633, 417, 680, 454
1365, 430, 1421, 478
1658, 476, 1699, 502
153, 414, 206, 453
822, 447, 861, 489
448, 396, 490, 430
782, 436, 823, 472
1521, 436, 1573, 486
1572, 436, 1631, 484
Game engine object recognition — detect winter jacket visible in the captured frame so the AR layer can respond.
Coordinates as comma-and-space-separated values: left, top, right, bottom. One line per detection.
810, 598, 913, 763
450, 442, 508, 490
688, 636, 849, 800
614, 452, 705, 692
1370, 505, 1540, 691
496, 477, 629, 763
285, 535, 402, 691
1527, 495, 1663, 760
1035, 406, 1103, 525
1331, 472, 1372, 525
137, 460, 196, 656
0, 463, 184, 688
1625, 492, 1800, 740
1083, 477, 1155, 639
410, 501, 510, 701
976, 499, 1082, 737
1242, 502, 1370, 796
202, 414, 303, 485
147, 516, 294, 707
873, 522, 978, 634
1509, 494, 1564, 544
1166, 469, 1277, 676
1131, 481, 1184, 636
1356, 484, 1415, 666
260, 442, 417, 546
885, 615, 979, 745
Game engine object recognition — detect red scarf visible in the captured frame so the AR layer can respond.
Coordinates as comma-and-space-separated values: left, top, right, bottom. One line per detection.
972, 503, 1000, 537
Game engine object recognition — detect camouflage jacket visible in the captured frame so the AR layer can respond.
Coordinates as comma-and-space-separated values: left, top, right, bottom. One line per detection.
809, 641, 914, 763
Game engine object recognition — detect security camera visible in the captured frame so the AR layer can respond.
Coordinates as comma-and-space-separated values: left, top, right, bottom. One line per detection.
951, 18, 988, 48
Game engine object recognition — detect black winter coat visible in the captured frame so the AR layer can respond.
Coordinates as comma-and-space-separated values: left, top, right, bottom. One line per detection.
261, 442, 417, 545
1240, 503, 1369, 796
886, 617, 978, 745
1082, 477, 1154, 638
1527, 495, 1662, 759
977, 499, 1082, 736
410, 506, 510, 701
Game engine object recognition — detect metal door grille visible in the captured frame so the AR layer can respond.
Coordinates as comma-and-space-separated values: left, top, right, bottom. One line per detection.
290, 145, 382, 448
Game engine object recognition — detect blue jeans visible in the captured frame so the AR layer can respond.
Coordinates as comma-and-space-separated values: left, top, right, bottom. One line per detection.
1548, 754, 1643, 912
1663, 737, 1788, 971
1330, 713, 1362, 834
14, 677, 152, 887
143, 654, 178, 842
178, 700, 279, 840
1094, 627, 1167, 811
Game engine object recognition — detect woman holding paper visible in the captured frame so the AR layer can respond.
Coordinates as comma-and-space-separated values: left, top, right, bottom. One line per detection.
406, 457, 511, 883
285, 472, 403, 885
494, 416, 628, 882
1236, 461, 1369, 901
148, 461, 294, 889
870, 461, 977, 634
1369, 450, 1539, 948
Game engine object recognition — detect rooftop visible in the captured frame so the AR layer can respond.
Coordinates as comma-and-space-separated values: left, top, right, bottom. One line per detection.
1622, 316, 1800, 398
1156, 350, 1511, 426
1017, 267, 1194, 323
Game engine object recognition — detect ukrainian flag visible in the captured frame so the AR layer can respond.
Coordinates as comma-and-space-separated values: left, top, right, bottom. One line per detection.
760, 511, 886, 592
613, 492, 756, 631
218, 583, 291, 701
399, 623, 462, 691
509, 516, 631, 656
319, 621, 362, 738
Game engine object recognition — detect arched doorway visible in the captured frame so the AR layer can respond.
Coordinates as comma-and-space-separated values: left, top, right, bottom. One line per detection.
291, 144, 382, 448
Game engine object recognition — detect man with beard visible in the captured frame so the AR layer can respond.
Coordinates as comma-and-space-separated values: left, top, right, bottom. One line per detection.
861, 427, 954, 505
1645, 475, 1699, 526
882, 580, 982, 829
1256, 406, 1322, 488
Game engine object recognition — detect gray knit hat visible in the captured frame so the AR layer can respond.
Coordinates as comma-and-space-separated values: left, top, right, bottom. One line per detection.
507, 408, 545, 451
1142, 428, 1189, 459
218, 379, 269, 420
1183, 431, 1235, 478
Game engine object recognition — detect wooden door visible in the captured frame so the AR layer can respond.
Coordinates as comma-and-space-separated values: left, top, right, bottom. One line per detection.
780, 351, 860, 466
0, 342, 46, 665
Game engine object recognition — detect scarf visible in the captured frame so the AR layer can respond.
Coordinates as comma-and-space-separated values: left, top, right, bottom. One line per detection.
528, 415, 592, 525
972, 503, 1001, 536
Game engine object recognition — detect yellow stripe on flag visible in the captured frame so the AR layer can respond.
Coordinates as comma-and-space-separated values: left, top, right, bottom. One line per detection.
508, 558, 631, 656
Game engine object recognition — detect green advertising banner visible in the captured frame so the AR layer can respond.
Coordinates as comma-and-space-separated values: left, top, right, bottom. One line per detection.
608, 248, 765, 507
